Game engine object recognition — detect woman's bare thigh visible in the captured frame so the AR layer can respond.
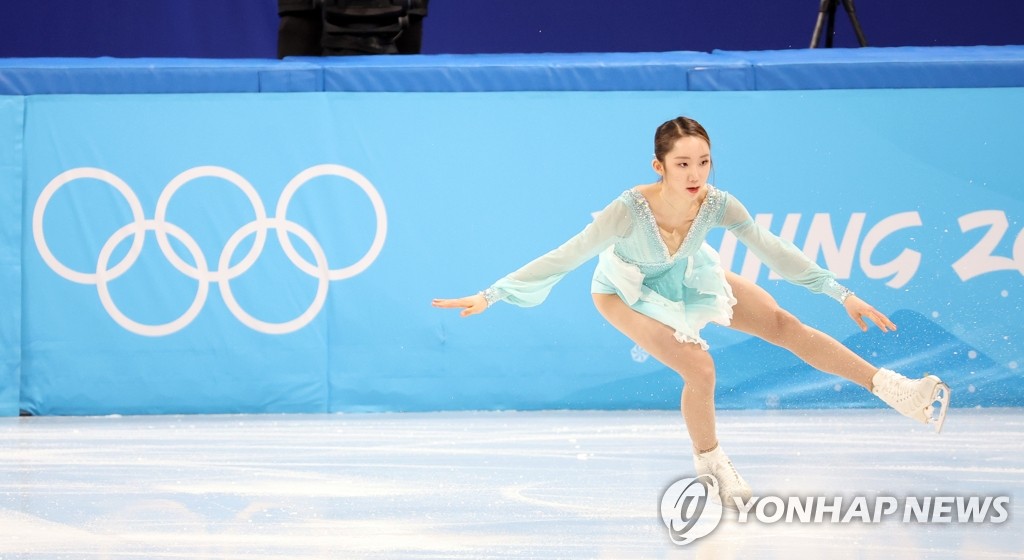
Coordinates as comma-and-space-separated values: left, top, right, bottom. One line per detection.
724, 271, 798, 342
592, 293, 714, 379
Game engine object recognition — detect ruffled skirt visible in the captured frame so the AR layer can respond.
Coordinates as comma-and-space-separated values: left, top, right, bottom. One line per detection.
591, 243, 738, 351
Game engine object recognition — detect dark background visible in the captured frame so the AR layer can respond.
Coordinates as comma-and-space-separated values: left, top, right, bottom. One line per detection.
0, 0, 1021, 58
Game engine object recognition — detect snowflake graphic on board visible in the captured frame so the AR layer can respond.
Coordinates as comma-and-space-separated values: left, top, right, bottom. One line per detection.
631, 344, 651, 363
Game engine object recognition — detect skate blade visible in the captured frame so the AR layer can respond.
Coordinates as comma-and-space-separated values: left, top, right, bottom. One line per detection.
928, 382, 951, 434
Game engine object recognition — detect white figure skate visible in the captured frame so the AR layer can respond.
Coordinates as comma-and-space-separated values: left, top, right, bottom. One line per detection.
871, 368, 951, 433
693, 445, 751, 510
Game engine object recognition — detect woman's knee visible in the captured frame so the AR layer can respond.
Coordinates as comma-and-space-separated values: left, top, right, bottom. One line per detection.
762, 307, 805, 344
667, 348, 716, 391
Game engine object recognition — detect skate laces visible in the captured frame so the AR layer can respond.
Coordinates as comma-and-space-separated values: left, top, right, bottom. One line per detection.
699, 450, 744, 487
717, 457, 743, 485
874, 370, 924, 407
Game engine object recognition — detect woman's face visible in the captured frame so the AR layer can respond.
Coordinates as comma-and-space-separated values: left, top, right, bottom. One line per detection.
654, 135, 711, 197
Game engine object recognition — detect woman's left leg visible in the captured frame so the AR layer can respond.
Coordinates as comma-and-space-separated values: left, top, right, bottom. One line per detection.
723, 271, 876, 390
723, 271, 951, 431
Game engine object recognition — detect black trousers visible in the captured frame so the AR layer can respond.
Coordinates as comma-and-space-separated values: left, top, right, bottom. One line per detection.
277, 0, 428, 58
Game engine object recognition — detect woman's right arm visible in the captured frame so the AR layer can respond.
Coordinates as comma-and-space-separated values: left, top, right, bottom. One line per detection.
432, 198, 632, 317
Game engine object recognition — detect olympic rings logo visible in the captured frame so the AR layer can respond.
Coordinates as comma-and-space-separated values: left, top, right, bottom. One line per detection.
32, 164, 387, 336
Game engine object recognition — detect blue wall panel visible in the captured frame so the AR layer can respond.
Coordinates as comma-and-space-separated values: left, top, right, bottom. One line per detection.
1, 50, 1022, 416
0, 97, 24, 416
12, 86, 1024, 415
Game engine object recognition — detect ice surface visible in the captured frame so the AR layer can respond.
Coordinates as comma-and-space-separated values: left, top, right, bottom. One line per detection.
0, 409, 1021, 559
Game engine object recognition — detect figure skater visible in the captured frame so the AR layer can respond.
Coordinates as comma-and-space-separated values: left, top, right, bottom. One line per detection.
432, 116, 951, 508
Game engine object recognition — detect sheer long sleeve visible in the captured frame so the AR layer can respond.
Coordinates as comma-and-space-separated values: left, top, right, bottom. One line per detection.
721, 194, 852, 303
483, 199, 633, 307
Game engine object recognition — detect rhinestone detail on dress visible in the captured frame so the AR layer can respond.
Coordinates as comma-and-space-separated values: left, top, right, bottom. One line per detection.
627, 185, 724, 260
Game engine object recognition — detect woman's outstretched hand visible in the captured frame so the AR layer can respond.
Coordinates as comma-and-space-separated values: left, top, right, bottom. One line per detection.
432, 294, 489, 317
843, 294, 897, 332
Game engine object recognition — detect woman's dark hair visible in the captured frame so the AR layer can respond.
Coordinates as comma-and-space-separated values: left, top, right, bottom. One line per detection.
654, 117, 711, 162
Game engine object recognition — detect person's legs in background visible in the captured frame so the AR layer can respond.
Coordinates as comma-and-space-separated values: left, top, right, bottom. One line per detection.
396, 0, 428, 54
278, 0, 429, 57
277, 0, 323, 58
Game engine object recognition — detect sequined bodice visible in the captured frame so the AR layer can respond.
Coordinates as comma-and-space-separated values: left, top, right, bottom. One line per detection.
615, 186, 727, 275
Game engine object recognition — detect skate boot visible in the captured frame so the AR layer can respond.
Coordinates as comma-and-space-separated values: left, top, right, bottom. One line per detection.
693, 444, 751, 510
871, 368, 951, 433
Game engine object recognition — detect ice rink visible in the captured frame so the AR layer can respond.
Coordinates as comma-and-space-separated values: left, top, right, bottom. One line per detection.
1, 408, 1021, 559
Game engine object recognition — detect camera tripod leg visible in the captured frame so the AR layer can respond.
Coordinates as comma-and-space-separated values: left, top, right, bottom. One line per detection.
825, 0, 838, 47
810, 0, 839, 48
810, 0, 868, 48
842, 0, 869, 47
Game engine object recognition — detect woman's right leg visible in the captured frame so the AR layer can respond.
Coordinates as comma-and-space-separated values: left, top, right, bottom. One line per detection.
593, 293, 752, 508
592, 293, 718, 452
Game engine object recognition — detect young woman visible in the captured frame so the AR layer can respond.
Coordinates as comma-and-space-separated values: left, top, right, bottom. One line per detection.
432, 116, 951, 508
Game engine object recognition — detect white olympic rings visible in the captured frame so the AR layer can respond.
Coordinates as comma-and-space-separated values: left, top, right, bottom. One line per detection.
33, 164, 387, 336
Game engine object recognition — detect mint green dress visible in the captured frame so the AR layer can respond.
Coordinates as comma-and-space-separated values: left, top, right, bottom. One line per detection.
482, 186, 851, 350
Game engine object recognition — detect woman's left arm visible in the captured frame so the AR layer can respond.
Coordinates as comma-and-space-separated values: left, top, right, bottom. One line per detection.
721, 193, 896, 332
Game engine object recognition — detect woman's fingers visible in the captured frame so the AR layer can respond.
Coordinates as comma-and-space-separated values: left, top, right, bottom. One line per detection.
847, 302, 898, 333
850, 309, 869, 332
868, 311, 889, 332
432, 297, 470, 308
881, 312, 897, 331
868, 309, 898, 332
433, 294, 489, 317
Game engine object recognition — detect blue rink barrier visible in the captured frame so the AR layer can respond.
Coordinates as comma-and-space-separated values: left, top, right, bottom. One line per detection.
2, 47, 1023, 416
2, 46, 1024, 94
